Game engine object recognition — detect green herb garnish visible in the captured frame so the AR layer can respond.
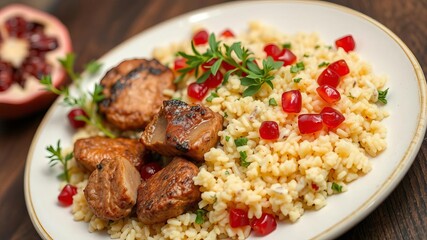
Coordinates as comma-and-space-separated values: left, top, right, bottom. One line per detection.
195, 209, 207, 224
177, 33, 283, 97
290, 62, 305, 73
282, 42, 292, 49
46, 140, 73, 183
234, 137, 248, 147
206, 92, 219, 102
239, 151, 250, 167
41, 54, 115, 138
268, 98, 278, 106
331, 182, 343, 193
225, 136, 230, 142
293, 77, 302, 83
318, 61, 329, 68
377, 88, 389, 104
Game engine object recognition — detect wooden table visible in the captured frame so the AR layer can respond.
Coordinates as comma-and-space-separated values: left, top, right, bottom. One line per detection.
1, 0, 426, 239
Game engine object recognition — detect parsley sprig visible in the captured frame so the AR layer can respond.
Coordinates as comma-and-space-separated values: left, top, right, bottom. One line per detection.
46, 140, 73, 183
377, 88, 389, 104
41, 53, 115, 138
177, 33, 283, 97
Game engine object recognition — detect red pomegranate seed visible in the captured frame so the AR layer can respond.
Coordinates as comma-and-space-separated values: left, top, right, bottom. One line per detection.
316, 85, 341, 104
193, 29, 209, 46
0, 61, 14, 92
312, 183, 319, 191
221, 61, 235, 71
22, 56, 51, 79
229, 208, 250, 228
204, 71, 223, 88
187, 82, 209, 100
29, 33, 59, 51
277, 48, 297, 66
328, 59, 349, 76
67, 108, 89, 129
201, 58, 217, 71
173, 58, 187, 71
220, 29, 235, 38
5, 15, 27, 38
298, 114, 323, 134
263, 44, 282, 59
335, 35, 355, 52
259, 121, 280, 140
317, 68, 340, 87
320, 107, 345, 128
58, 184, 77, 206
140, 162, 162, 180
250, 213, 277, 236
282, 90, 302, 113
26, 21, 44, 34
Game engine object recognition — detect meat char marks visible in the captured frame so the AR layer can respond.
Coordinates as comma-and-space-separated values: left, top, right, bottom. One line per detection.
73, 136, 145, 172
136, 157, 200, 224
98, 59, 175, 131
141, 99, 223, 162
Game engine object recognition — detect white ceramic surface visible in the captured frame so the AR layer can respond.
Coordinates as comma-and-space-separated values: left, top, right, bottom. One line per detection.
24, 1, 427, 240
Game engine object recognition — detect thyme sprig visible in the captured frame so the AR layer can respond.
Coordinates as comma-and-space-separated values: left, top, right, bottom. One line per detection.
41, 53, 116, 138
177, 33, 283, 97
46, 140, 73, 183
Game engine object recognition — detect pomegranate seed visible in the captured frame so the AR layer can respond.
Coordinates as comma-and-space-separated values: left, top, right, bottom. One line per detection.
298, 114, 323, 134
328, 59, 349, 76
0, 61, 14, 92
263, 44, 282, 59
229, 208, 250, 228
220, 29, 235, 38
259, 121, 280, 140
221, 61, 235, 71
312, 183, 319, 191
204, 71, 223, 88
193, 29, 209, 46
281, 90, 302, 113
5, 15, 27, 38
22, 56, 51, 79
67, 108, 88, 129
29, 33, 59, 51
26, 21, 44, 34
335, 35, 355, 52
320, 107, 345, 128
140, 162, 162, 180
277, 48, 297, 66
201, 58, 217, 71
317, 68, 340, 87
250, 213, 277, 236
187, 82, 209, 100
173, 58, 187, 71
58, 184, 77, 206
316, 85, 341, 104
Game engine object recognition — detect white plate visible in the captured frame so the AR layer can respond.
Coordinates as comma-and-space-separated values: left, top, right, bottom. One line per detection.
24, 1, 427, 239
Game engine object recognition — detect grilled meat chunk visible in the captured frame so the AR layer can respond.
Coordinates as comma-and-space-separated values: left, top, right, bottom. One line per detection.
98, 58, 175, 130
84, 157, 141, 221
136, 157, 200, 224
74, 136, 144, 172
141, 99, 223, 161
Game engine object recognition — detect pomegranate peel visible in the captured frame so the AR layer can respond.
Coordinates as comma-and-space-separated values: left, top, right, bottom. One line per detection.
0, 4, 72, 118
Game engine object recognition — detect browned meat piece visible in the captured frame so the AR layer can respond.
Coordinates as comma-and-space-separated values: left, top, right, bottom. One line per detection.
136, 157, 200, 224
141, 100, 223, 161
74, 136, 144, 172
84, 157, 141, 220
98, 58, 176, 130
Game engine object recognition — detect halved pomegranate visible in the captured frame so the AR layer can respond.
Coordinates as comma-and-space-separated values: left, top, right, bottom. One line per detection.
0, 4, 72, 118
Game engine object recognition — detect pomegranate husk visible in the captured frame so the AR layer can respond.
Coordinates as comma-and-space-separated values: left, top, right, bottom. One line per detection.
0, 4, 72, 119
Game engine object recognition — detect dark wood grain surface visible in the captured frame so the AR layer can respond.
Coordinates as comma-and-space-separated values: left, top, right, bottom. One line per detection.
0, 0, 426, 239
